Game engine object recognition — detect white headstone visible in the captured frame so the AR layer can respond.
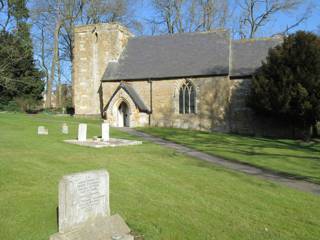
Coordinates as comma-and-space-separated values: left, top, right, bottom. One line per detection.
38, 126, 48, 135
78, 123, 87, 141
62, 123, 69, 134
102, 123, 110, 142
58, 170, 110, 233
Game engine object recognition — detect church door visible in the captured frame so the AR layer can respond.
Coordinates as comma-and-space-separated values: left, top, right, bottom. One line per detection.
117, 102, 130, 127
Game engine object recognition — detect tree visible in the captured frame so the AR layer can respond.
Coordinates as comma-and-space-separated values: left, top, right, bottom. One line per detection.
237, 0, 310, 39
247, 31, 320, 138
0, 0, 44, 111
31, 0, 138, 108
149, 0, 229, 34
0, 31, 44, 110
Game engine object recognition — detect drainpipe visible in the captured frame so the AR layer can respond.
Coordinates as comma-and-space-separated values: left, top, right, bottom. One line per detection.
148, 78, 153, 126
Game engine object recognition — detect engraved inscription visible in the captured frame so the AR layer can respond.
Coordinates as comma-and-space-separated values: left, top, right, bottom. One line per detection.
75, 177, 105, 212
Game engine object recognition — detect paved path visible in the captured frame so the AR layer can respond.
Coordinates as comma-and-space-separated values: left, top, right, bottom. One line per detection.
119, 128, 320, 195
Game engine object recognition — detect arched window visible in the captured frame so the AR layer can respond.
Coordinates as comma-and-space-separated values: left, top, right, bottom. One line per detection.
179, 81, 196, 114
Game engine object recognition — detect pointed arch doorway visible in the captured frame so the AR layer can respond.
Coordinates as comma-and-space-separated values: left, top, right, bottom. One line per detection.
117, 101, 130, 127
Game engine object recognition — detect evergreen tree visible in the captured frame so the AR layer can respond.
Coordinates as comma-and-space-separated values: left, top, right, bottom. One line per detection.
0, 0, 44, 111
248, 31, 320, 138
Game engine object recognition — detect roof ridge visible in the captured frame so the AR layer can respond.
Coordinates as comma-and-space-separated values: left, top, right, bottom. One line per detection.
130, 29, 229, 40
233, 36, 283, 43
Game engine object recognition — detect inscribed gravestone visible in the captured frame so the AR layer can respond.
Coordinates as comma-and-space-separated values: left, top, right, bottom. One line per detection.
62, 123, 69, 134
49, 170, 133, 240
59, 170, 110, 233
78, 123, 87, 141
102, 122, 110, 142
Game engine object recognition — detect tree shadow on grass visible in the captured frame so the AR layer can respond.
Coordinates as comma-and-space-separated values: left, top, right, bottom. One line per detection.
164, 128, 320, 156
143, 128, 320, 183
182, 151, 319, 184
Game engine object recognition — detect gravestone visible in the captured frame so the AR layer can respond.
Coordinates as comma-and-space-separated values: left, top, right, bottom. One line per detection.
38, 126, 48, 135
58, 170, 110, 232
102, 122, 110, 142
49, 170, 134, 240
62, 123, 69, 134
78, 123, 87, 141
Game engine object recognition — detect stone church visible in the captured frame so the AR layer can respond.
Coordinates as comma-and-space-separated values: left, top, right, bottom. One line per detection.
73, 23, 282, 134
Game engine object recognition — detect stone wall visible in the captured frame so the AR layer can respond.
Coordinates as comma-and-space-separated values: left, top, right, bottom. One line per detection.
102, 76, 233, 131
99, 75, 295, 137
73, 23, 132, 116
228, 79, 254, 134
101, 76, 295, 137
150, 77, 231, 131
228, 78, 298, 137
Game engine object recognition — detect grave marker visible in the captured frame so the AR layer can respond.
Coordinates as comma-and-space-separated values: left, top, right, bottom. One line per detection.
102, 122, 110, 142
49, 170, 133, 240
38, 126, 48, 135
78, 123, 87, 141
58, 170, 110, 232
62, 123, 69, 134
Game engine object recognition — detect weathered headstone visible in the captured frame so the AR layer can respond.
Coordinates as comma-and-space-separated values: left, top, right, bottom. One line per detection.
62, 123, 69, 134
58, 170, 110, 232
78, 123, 87, 141
102, 122, 110, 142
49, 170, 134, 240
38, 126, 48, 135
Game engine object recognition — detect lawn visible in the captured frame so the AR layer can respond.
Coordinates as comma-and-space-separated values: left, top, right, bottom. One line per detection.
139, 127, 320, 184
0, 113, 319, 240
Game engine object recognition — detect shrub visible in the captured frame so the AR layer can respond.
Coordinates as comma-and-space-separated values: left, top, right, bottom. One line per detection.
0, 100, 21, 112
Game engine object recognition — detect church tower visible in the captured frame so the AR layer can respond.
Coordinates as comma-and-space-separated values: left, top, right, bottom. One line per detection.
73, 23, 132, 116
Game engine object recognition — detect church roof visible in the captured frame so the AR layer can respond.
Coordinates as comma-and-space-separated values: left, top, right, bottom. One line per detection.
102, 31, 282, 81
102, 30, 230, 81
104, 82, 150, 113
230, 38, 282, 77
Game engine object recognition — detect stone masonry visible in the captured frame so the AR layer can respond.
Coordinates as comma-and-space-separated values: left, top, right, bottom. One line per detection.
73, 23, 132, 116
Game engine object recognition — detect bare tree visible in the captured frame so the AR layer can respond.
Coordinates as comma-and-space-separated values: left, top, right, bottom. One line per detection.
237, 0, 310, 38
150, 0, 229, 34
197, 0, 229, 31
30, 0, 59, 108
60, 0, 139, 108
151, 0, 178, 34
39, 26, 50, 91
32, 0, 139, 108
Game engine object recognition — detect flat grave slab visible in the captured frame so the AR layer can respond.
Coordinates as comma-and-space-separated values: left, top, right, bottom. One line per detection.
64, 138, 142, 148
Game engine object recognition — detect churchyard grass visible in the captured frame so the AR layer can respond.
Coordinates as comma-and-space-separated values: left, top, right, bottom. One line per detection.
138, 127, 320, 184
0, 113, 320, 240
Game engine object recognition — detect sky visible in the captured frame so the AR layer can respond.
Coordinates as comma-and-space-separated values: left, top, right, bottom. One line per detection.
134, 0, 320, 37
1, 1, 319, 37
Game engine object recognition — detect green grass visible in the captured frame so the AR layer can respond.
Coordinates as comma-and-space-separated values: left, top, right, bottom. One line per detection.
0, 113, 320, 240
138, 127, 320, 184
